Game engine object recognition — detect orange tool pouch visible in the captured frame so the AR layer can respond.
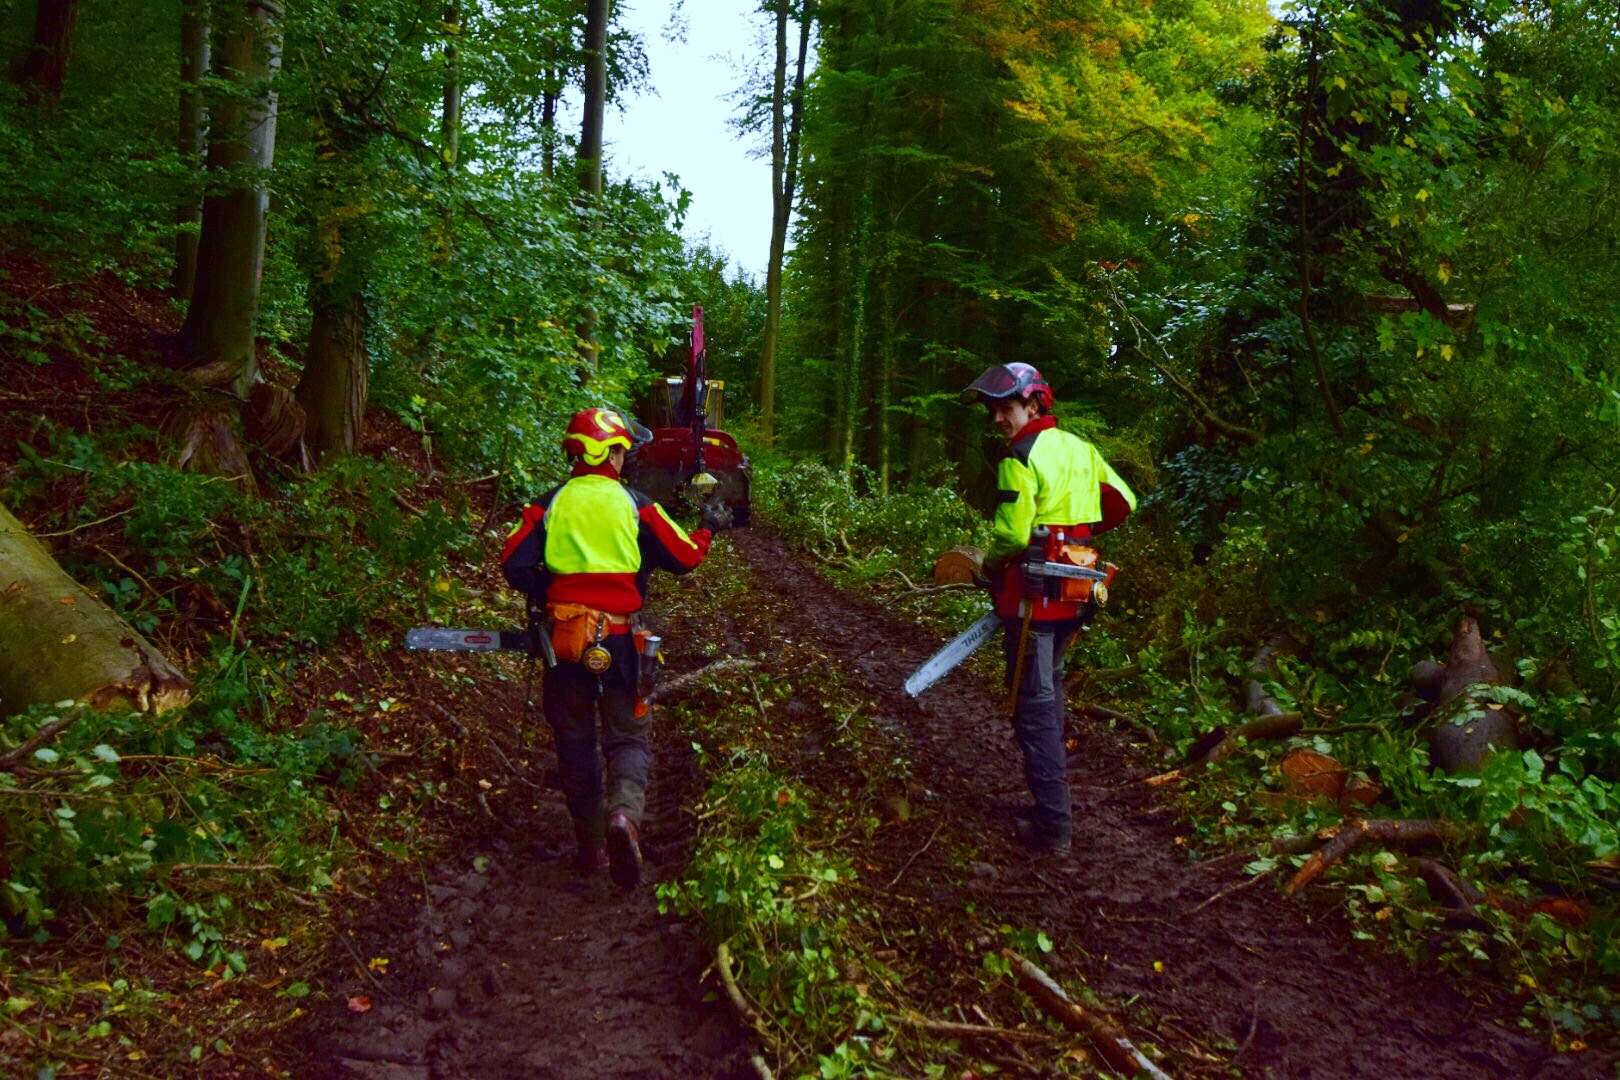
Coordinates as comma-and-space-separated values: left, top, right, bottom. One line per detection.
545, 602, 610, 664
1054, 545, 1119, 604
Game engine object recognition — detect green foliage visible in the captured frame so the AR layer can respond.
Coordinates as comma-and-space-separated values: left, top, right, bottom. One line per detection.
756, 459, 982, 586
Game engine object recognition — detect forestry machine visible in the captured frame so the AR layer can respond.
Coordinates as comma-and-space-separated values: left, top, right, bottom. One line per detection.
623, 304, 752, 526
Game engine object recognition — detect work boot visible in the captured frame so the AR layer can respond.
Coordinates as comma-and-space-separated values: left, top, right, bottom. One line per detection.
1014, 819, 1071, 857
574, 843, 609, 874
605, 811, 643, 889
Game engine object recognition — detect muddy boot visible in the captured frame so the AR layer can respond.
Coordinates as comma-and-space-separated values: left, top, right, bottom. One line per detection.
1014, 819, 1071, 857
573, 820, 608, 874
606, 811, 643, 889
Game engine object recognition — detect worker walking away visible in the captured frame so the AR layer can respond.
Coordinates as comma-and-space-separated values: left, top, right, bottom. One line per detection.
501, 407, 733, 888
965, 363, 1136, 856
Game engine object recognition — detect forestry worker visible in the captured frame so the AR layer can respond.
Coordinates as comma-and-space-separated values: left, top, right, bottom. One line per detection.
966, 363, 1137, 856
501, 407, 732, 888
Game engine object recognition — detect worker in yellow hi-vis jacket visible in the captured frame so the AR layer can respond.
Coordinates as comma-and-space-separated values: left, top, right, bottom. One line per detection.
501, 407, 730, 887
965, 363, 1136, 856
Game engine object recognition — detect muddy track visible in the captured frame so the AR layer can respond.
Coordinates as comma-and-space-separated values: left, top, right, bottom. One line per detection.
297, 524, 1612, 1079
298, 659, 753, 1078
722, 527, 1609, 1080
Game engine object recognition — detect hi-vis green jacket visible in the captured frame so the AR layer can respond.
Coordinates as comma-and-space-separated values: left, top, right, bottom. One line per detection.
987, 416, 1136, 620
500, 464, 711, 615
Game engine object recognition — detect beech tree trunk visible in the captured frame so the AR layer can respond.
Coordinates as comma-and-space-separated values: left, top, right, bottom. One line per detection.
174, 0, 211, 302
296, 286, 368, 458
12, 0, 79, 103
441, 5, 461, 170
0, 503, 191, 716
178, 0, 283, 398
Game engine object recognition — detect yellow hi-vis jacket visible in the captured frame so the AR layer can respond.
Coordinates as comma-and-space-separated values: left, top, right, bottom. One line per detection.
501, 467, 711, 615
987, 416, 1136, 619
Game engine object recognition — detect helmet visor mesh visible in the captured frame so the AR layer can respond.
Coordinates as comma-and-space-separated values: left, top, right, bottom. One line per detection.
965, 365, 1022, 400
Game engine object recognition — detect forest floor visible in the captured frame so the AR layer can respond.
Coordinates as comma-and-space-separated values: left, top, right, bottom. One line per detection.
294, 524, 1614, 1080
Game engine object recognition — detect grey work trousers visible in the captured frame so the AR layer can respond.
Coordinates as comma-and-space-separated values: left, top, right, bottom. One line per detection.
1002, 615, 1086, 844
542, 634, 648, 845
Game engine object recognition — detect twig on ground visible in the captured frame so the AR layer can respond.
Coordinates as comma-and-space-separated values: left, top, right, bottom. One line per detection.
0, 707, 85, 772
746, 673, 769, 722
645, 657, 758, 704
716, 941, 781, 1069
37, 507, 133, 537
885, 1013, 1052, 1043
888, 816, 946, 888
165, 862, 279, 874
1285, 818, 1462, 894
93, 544, 164, 601
1004, 949, 1174, 1080
1188, 868, 1275, 914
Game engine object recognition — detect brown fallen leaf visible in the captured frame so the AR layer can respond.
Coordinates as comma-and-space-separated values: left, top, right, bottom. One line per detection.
347, 995, 373, 1013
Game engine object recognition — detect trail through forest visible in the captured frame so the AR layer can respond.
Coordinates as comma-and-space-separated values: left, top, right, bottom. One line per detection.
298, 525, 1613, 1079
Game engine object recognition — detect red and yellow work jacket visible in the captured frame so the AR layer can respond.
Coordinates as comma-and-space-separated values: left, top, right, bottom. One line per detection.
986, 416, 1136, 620
500, 463, 711, 615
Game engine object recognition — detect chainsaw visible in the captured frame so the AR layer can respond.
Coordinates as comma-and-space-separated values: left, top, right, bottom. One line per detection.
407, 598, 558, 666
903, 545, 1113, 698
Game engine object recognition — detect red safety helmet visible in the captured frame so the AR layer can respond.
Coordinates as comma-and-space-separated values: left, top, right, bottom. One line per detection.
561, 408, 650, 465
964, 363, 1054, 411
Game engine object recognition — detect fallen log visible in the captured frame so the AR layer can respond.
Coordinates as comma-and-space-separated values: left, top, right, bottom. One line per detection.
1284, 818, 1462, 895
1002, 949, 1173, 1080
0, 502, 191, 716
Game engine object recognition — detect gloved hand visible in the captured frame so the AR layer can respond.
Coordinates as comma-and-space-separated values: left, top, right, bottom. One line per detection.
699, 498, 734, 533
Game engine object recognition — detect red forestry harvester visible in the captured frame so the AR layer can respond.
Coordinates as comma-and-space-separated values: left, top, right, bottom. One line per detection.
624, 305, 752, 526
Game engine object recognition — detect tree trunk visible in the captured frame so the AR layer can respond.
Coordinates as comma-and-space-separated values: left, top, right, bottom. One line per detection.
578, 0, 607, 200
440, 5, 461, 170
758, 1, 811, 441
0, 503, 191, 716
178, 0, 283, 400
173, 0, 211, 302
839, 178, 873, 478
574, 0, 609, 372
12, 0, 79, 104
541, 86, 558, 179
296, 286, 368, 458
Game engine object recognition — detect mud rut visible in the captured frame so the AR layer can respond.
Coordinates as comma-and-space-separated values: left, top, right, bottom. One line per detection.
302, 526, 1610, 1080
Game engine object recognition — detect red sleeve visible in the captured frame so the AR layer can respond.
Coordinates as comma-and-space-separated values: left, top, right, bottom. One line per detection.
639, 504, 711, 572
1094, 485, 1133, 534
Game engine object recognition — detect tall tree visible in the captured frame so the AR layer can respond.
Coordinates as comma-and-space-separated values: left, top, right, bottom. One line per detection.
573, 0, 609, 371
173, 0, 210, 302
757, 0, 813, 441
577, 0, 607, 200
11, 0, 79, 104
178, 0, 283, 398
441, 4, 461, 170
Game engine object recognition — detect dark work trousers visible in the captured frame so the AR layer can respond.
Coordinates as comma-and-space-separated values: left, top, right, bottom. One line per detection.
1002, 614, 1087, 844
542, 634, 647, 846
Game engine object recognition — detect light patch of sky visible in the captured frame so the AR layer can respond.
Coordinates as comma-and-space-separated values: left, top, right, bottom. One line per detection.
604, 1, 776, 279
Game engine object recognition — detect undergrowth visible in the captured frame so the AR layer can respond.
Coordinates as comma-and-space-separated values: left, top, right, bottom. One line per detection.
0, 417, 484, 1074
